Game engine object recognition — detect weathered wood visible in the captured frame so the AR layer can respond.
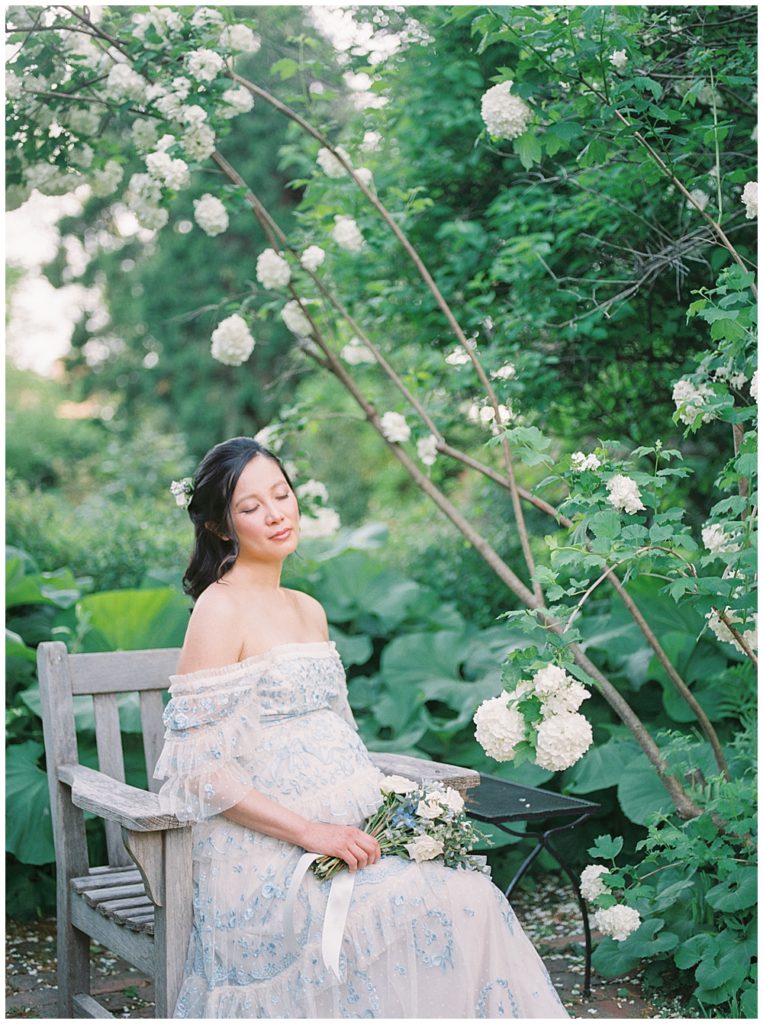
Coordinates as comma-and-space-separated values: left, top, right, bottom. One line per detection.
124, 914, 155, 933
71, 897, 156, 976
111, 904, 155, 927
82, 883, 147, 908
71, 869, 142, 893
124, 829, 165, 906
153, 827, 194, 1017
71, 992, 114, 1018
93, 693, 132, 866
369, 751, 481, 795
98, 894, 153, 914
58, 764, 184, 832
140, 689, 167, 793
68, 648, 179, 696
37, 642, 92, 1017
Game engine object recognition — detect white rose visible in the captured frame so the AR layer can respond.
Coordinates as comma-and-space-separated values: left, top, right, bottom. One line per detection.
405, 834, 444, 863
580, 864, 611, 901
210, 313, 255, 366
380, 411, 410, 443
592, 904, 641, 942
606, 474, 646, 515
256, 248, 291, 289
379, 775, 419, 795
473, 693, 527, 762
415, 798, 444, 820
534, 712, 593, 771
193, 193, 229, 236
480, 80, 532, 140
438, 786, 465, 814
332, 215, 364, 252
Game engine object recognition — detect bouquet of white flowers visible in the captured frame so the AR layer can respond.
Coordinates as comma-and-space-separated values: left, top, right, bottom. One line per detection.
311, 775, 492, 882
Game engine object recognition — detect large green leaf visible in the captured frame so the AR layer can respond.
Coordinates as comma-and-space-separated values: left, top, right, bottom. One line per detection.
6, 741, 55, 864
77, 588, 190, 651
616, 754, 675, 825
705, 868, 757, 913
563, 734, 641, 794
19, 683, 145, 734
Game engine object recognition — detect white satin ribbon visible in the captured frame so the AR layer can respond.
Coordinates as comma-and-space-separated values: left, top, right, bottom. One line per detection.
283, 851, 357, 981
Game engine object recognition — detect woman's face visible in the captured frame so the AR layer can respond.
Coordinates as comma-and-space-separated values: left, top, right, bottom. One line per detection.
228, 455, 300, 560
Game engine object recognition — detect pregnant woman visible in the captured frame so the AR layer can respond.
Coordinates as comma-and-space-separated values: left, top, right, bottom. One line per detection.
155, 435, 570, 1018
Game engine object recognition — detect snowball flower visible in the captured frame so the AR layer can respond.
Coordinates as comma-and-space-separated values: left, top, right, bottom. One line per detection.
131, 119, 160, 154
295, 479, 328, 503
90, 160, 125, 198
193, 193, 229, 236
300, 245, 326, 272
417, 434, 438, 466
146, 151, 190, 191
182, 124, 216, 161
332, 215, 364, 252
606, 474, 646, 515
480, 80, 532, 140
571, 451, 601, 472
210, 313, 255, 366
221, 86, 254, 117
750, 370, 758, 402
256, 248, 291, 289
534, 712, 593, 771
446, 348, 471, 366
379, 774, 418, 795
105, 62, 146, 102
316, 145, 351, 178
281, 300, 313, 337
491, 362, 517, 380
405, 835, 444, 863
609, 50, 628, 71
702, 523, 739, 555
380, 411, 411, 443
473, 694, 527, 762
353, 167, 374, 189
191, 7, 224, 27
532, 664, 572, 698
180, 104, 208, 127
539, 681, 591, 717
360, 130, 382, 152
299, 506, 341, 538
341, 337, 375, 365
220, 24, 261, 53
687, 188, 710, 212
741, 181, 757, 219
580, 864, 611, 902
186, 48, 225, 82
706, 608, 757, 654
70, 145, 94, 169
672, 378, 717, 425
592, 904, 641, 942
67, 106, 100, 135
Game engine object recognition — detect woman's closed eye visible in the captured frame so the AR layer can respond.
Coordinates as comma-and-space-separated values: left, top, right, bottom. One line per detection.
241, 494, 290, 514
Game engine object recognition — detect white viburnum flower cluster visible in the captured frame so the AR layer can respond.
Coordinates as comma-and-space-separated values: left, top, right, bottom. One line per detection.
182, 123, 216, 161
219, 24, 261, 53
332, 215, 365, 252
592, 904, 642, 942
467, 401, 514, 433
193, 193, 228, 236
210, 313, 255, 366
316, 144, 352, 178
91, 160, 124, 198
530, 664, 593, 770
341, 337, 375, 364
133, 6, 183, 43
701, 523, 740, 555
580, 864, 611, 901
606, 474, 646, 515
24, 162, 81, 197
295, 479, 329, 503
256, 248, 291, 289
105, 62, 146, 102
125, 172, 168, 231
417, 434, 438, 467
380, 411, 411, 443
300, 245, 326, 272
570, 451, 601, 472
67, 106, 100, 135
191, 6, 224, 28
131, 119, 160, 154
609, 50, 628, 71
480, 80, 532, 140
281, 300, 313, 338
750, 370, 758, 402
672, 378, 717, 425
687, 188, 710, 212
741, 181, 757, 219
446, 348, 471, 367
491, 362, 517, 380
705, 608, 757, 654
473, 695, 527, 761
221, 86, 255, 118
185, 48, 225, 83
146, 151, 190, 191
299, 506, 341, 538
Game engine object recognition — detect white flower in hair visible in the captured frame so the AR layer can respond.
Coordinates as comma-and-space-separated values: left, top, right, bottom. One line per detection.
606, 474, 646, 514
210, 313, 255, 366
380, 411, 411, 443
480, 80, 532, 140
170, 477, 194, 509
256, 249, 291, 289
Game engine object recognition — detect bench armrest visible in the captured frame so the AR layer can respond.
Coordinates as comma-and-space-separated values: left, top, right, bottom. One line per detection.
57, 764, 187, 832
369, 752, 480, 795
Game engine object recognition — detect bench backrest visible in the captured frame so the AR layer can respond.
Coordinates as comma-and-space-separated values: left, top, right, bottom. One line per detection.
38, 641, 180, 868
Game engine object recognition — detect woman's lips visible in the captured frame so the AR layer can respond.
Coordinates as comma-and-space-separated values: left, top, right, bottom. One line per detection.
270, 527, 292, 540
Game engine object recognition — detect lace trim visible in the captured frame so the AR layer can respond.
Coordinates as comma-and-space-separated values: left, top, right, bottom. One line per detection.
169, 640, 338, 689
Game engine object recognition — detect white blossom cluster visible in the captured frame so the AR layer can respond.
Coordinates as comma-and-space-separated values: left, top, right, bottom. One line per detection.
133, 6, 183, 44
687, 188, 710, 212
91, 160, 124, 198
580, 864, 641, 940
750, 370, 758, 402
474, 664, 592, 771
580, 864, 610, 901
317, 145, 352, 178
609, 50, 628, 71
467, 401, 514, 433
105, 62, 146, 102
417, 434, 439, 466
380, 411, 411, 443
210, 313, 255, 366
341, 337, 375, 364
480, 80, 532, 140
490, 362, 517, 380
672, 378, 718, 425
193, 193, 228, 236
185, 47, 225, 83
300, 245, 326, 272
256, 249, 291, 289
295, 479, 329, 503
221, 86, 255, 118
606, 474, 646, 515
146, 151, 190, 191
701, 523, 739, 555
332, 215, 365, 252
299, 506, 341, 538
281, 300, 313, 338
705, 608, 757, 654
570, 451, 601, 472
126, 172, 168, 230
741, 181, 757, 219
219, 24, 261, 53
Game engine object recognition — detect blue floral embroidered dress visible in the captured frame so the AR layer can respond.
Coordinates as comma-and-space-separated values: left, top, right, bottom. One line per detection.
154, 639, 570, 1019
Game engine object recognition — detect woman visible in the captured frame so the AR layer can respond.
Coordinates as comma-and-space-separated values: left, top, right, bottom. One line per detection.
155, 436, 571, 1018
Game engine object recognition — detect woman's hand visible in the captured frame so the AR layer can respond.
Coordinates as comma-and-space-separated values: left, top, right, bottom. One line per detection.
301, 821, 381, 872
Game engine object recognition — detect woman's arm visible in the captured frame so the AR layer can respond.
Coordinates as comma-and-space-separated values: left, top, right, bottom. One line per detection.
223, 788, 381, 871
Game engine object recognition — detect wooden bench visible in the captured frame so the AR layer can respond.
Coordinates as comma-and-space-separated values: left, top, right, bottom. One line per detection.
37, 641, 480, 1018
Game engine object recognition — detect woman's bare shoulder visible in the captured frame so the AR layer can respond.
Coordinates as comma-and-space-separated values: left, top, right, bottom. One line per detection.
286, 587, 329, 639
176, 582, 244, 675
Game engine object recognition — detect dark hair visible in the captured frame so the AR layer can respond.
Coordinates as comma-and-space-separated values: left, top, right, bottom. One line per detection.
182, 436, 297, 601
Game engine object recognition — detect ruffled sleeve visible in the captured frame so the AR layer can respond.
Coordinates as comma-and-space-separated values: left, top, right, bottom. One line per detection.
153, 664, 263, 823
333, 678, 359, 732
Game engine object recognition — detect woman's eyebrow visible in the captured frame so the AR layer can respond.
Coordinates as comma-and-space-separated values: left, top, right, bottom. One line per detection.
233, 483, 288, 508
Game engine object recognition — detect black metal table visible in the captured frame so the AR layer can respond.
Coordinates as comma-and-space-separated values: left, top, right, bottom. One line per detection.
465, 773, 600, 996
